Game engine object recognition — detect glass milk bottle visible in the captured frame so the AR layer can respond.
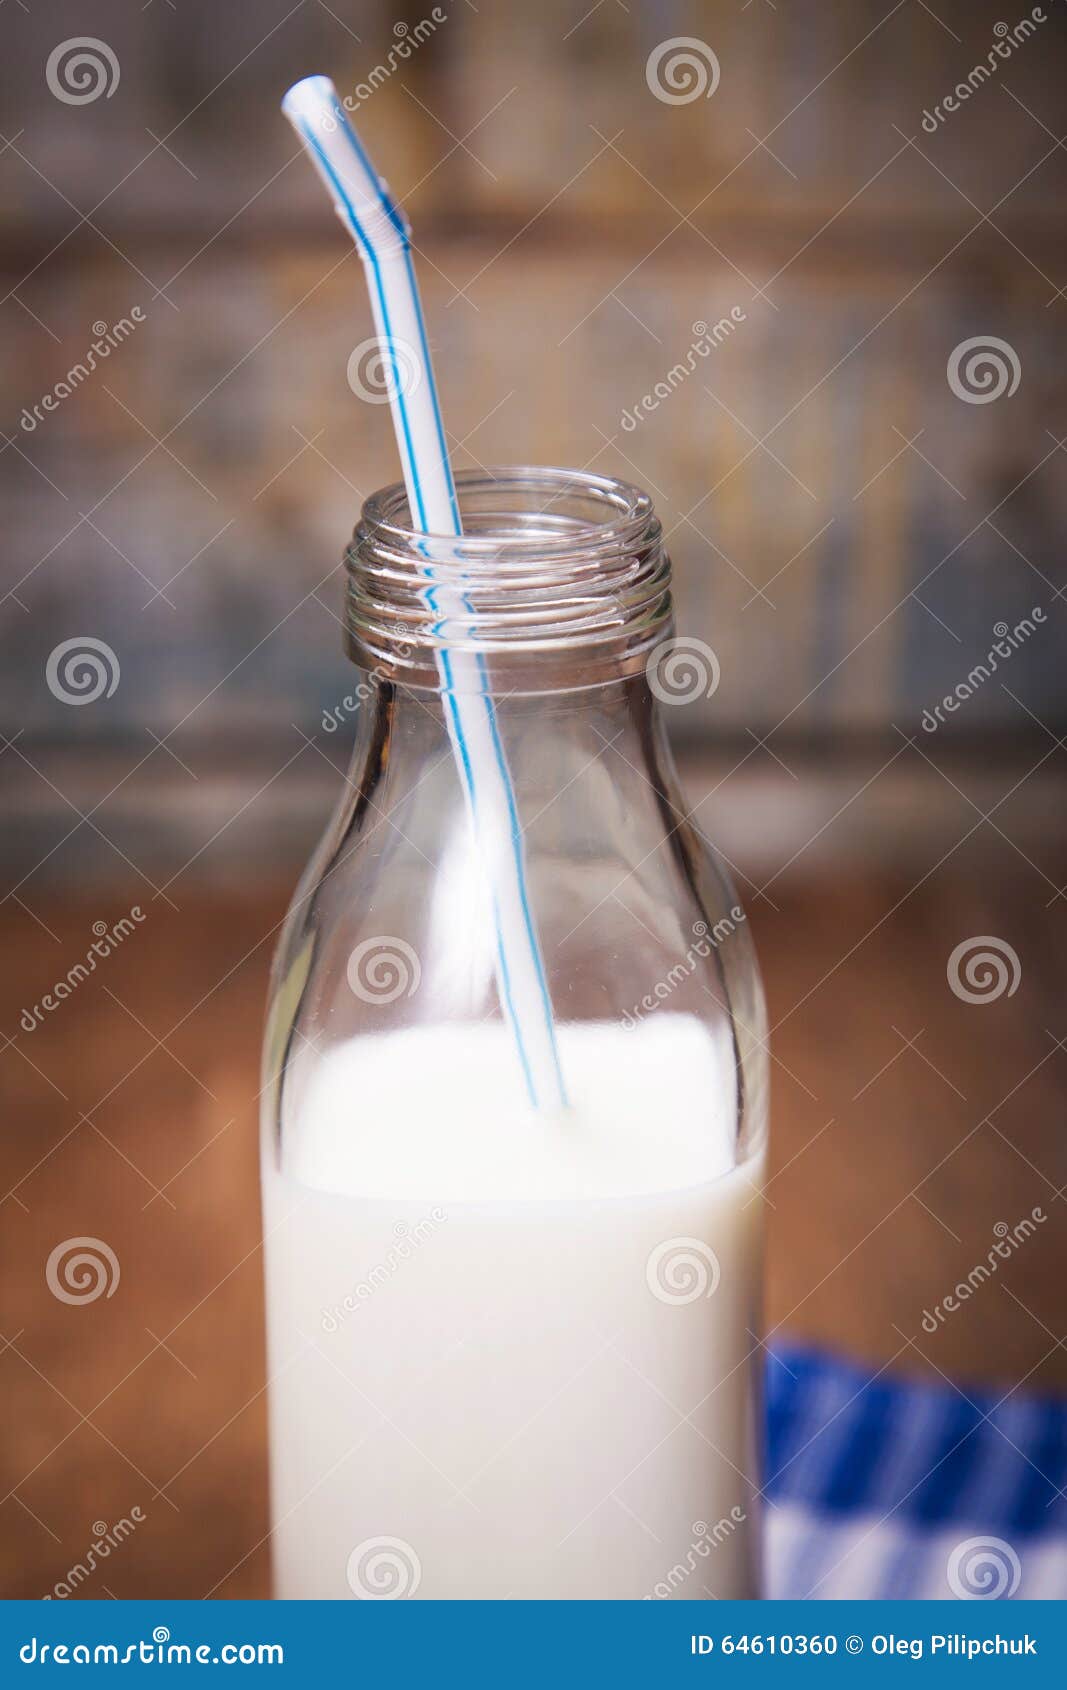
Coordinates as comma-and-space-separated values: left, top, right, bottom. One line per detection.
260, 469, 768, 1601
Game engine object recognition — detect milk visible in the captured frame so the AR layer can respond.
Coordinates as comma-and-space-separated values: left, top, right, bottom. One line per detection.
261, 1016, 765, 1600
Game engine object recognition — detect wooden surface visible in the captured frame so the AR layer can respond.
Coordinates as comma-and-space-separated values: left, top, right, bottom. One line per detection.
2, 867, 1065, 1598
5, 0, 1066, 749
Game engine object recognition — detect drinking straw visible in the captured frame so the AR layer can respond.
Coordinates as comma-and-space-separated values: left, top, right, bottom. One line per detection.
281, 75, 567, 1111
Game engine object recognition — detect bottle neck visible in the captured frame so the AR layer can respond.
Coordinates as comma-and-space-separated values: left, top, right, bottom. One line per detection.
340, 671, 683, 897
344, 467, 673, 695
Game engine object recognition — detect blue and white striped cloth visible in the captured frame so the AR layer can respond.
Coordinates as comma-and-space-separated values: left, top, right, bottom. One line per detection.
764, 1345, 1067, 1599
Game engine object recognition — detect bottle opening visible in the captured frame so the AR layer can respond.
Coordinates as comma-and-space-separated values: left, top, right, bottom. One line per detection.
346, 467, 672, 691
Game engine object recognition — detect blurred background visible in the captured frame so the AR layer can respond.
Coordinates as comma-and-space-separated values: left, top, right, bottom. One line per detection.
2, 0, 1065, 1599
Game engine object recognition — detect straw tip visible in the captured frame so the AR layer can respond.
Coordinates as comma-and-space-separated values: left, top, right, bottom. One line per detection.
281, 75, 337, 123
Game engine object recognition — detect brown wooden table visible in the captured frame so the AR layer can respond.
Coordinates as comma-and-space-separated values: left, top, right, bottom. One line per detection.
2, 871, 1064, 1598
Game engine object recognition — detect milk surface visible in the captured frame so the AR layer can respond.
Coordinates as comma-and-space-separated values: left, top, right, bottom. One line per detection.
262, 1017, 765, 1600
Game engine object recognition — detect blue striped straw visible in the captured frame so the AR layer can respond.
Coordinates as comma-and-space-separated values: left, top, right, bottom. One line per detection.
282, 76, 567, 1112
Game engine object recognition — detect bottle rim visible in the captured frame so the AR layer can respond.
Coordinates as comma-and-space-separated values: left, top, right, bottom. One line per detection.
346, 466, 673, 692
359, 466, 654, 556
